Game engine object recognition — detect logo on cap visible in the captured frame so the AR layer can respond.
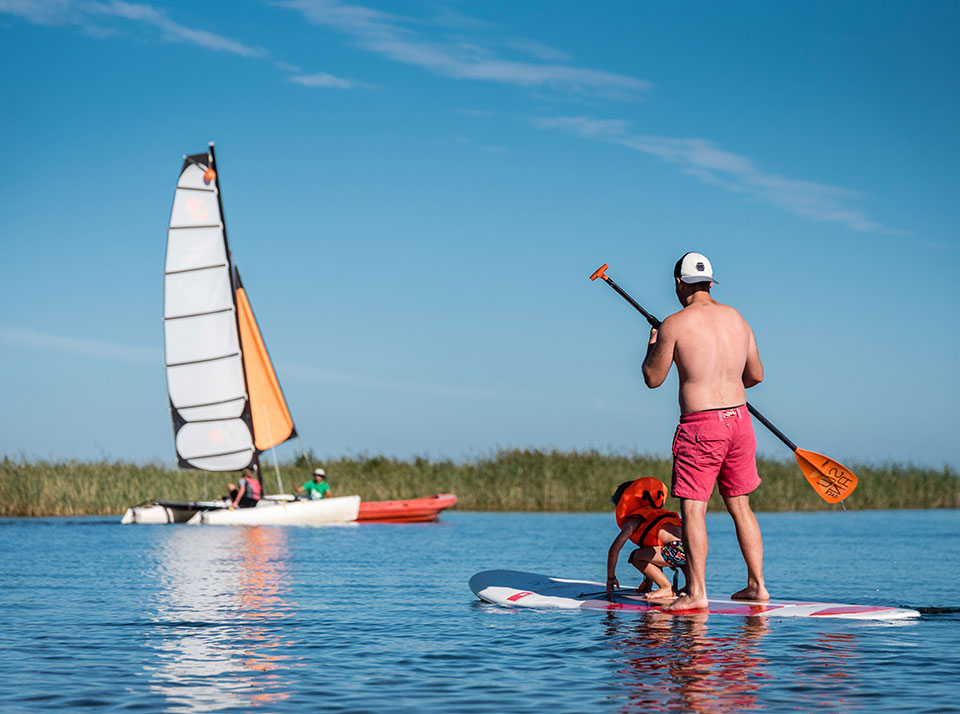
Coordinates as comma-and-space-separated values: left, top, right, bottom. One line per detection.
696, 262, 704, 271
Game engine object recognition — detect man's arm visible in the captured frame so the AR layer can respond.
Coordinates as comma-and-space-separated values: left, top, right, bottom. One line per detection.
641, 316, 677, 388
742, 326, 763, 388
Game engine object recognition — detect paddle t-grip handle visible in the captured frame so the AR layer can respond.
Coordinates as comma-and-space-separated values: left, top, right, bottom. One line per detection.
590, 264, 609, 282
589, 264, 661, 328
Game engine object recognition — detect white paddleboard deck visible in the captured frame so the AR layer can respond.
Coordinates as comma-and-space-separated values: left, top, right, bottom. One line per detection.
470, 570, 919, 621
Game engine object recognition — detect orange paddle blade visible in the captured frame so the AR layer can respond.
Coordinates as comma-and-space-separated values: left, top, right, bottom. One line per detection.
794, 448, 858, 503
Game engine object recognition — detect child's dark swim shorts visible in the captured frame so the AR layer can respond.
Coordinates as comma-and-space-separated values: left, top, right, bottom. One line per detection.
661, 540, 687, 568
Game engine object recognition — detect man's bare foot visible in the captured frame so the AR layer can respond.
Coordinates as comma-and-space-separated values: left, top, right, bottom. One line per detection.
730, 584, 770, 601
643, 587, 675, 601
660, 593, 709, 612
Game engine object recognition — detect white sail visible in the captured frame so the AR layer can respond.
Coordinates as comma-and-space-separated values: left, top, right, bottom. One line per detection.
164, 150, 253, 471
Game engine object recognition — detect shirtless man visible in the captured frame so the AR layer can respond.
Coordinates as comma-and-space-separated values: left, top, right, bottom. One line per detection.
641, 252, 768, 612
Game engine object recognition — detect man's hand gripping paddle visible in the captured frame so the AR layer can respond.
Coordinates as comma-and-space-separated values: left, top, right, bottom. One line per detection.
589, 263, 857, 505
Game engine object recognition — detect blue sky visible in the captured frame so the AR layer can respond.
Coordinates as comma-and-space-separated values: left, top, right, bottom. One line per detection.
1, 0, 958, 469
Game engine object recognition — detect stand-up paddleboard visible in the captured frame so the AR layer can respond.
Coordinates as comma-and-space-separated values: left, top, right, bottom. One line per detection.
470, 570, 920, 621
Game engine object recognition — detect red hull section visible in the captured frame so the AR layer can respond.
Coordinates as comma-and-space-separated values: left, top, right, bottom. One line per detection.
356, 493, 458, 523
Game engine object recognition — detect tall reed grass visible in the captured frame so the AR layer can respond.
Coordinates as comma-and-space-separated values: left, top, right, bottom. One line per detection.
1, 450, 957, 517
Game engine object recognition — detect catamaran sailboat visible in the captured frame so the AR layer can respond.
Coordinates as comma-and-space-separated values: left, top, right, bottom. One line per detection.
122, 143, 359, 525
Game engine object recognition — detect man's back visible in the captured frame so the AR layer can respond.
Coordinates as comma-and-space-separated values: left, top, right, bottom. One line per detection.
642, 294, 762, 413
672, 300, 755, 412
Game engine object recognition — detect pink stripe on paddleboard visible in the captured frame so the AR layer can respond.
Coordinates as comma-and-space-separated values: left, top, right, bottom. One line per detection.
708, 605, 784, 615
506, 591, 533, 602
810, 606, 894, 616
581, 600, 659, 611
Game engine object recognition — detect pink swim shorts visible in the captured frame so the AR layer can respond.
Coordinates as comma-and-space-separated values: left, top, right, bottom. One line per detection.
671, 406, 760, 501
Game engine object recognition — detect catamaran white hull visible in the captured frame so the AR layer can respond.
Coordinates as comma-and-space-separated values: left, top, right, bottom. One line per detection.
121, 500, 226, 524
188, 495, 360, 525
121, 495, 360, 526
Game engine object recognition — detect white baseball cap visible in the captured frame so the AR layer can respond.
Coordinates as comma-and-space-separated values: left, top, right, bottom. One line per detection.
313, 468, 326, 477
674, 252, 718, 285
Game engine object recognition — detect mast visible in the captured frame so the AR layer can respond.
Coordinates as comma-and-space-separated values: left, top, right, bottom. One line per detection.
208, 142, 258, 465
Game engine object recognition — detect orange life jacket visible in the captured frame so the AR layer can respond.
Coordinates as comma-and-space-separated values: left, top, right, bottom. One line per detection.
615, 478, 681, 548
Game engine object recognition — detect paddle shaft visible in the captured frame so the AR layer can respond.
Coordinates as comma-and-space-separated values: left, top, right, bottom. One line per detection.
594, 272, 799, 454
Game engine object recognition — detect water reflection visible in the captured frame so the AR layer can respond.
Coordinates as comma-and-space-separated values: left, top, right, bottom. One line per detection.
602, 611, 769, 713
146, 527, 298, 712
602, 611, 865, 713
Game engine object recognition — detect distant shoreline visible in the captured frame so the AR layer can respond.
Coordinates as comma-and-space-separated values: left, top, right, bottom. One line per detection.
2, 450, 957, 517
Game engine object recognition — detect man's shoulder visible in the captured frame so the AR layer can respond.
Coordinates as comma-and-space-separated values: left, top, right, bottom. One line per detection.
671, 301, 746, 321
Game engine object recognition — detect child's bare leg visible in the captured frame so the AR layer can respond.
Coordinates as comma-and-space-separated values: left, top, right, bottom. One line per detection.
639, 561, 675, 600
629, 548, 676, 598
628, 548, 662, 594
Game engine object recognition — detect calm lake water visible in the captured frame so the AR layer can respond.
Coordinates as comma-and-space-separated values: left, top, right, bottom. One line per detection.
0, 510, 957, 713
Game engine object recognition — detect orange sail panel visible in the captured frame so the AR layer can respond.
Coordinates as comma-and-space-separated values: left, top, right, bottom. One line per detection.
236, 286, 295, 450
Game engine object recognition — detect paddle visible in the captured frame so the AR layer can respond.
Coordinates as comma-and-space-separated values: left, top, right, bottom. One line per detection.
589, 263, 857, 505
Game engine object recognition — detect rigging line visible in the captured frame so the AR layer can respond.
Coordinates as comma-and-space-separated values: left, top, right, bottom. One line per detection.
165, 263, 228, 276
175, 185, 216, 193
166, 352, 240, 368
168, 224, 223, 230
164, 307, 233, 321
262, 404, 286, 498
296, 435, 313, 471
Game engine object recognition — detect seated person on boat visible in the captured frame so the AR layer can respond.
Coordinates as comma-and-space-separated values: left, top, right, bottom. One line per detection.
297, 468, 331, 500
227, 468, 262, 508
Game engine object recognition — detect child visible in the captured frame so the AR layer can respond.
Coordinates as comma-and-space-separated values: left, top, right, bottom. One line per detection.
606, 478, 688, 600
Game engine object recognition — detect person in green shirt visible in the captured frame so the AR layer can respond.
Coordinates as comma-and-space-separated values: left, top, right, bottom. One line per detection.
297, 468, 331, 500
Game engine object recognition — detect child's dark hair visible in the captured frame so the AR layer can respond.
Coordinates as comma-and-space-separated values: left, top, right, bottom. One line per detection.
610, 480, 635, 506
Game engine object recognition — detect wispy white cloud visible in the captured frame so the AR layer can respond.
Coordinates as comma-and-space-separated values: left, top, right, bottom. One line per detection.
0, 0, 267, 56
87, 1, 267, 56
288, 71, 356, 88
277, 0, 650, 96
0, 0, 75, 25
1, 0, 369, 87
534, 116, 904, 234
0, 327, 161, 364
